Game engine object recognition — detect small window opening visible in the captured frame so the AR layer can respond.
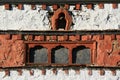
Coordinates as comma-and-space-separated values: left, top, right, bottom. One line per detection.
51, 46, 68, 64
72, 46, 90, 64
56, 13, 66, 30
29, 46, 48, 63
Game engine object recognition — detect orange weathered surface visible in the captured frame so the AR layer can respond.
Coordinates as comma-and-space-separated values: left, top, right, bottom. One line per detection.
0, 34, 119, 67
51, 8, 72, 30
0, 39, 25, 67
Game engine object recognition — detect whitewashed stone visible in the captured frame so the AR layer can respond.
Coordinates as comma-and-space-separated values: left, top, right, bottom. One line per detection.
0, 69, 119, 80
0, 4, 120, 30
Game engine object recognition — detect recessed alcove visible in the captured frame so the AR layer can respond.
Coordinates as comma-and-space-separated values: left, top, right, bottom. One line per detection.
51, 8, 72, 30
51, 46, 69, 64
56, 13, 66, 30
26, 41, 96, 66
29, 46, 48, 63
72, 46, 91, 64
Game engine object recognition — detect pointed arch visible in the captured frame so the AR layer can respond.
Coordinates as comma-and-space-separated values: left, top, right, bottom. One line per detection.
51, 8, 72, 30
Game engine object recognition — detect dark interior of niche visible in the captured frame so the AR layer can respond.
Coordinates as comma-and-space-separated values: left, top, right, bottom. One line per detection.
56, 13, 66, 30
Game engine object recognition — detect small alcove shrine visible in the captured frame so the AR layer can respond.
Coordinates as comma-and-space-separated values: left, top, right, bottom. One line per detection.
51, 8, 72, 30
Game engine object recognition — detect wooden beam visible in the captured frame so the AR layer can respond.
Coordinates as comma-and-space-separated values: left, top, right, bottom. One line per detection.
0, 0, 119, 4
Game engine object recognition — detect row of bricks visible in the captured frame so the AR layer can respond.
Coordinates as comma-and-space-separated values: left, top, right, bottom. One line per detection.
4, 3, 118, 10
0, 34, 117, 41
2, 69, 117, 77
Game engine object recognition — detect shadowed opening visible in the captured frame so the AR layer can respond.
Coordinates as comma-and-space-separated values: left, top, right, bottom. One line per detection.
72, 46, 90, 64
29, 46, 48, 63
56, 13, 66, 30
51, 46, 68, 64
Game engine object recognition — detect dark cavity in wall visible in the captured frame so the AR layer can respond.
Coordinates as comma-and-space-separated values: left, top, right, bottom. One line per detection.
56, 13, 66, 30
29, 46, 48, 63
72, 46, 91, 64
51, 46, 68, 64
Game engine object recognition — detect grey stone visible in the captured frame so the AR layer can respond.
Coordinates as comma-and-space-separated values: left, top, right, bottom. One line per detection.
52, 47, 68, 64
30, 47, 48, 63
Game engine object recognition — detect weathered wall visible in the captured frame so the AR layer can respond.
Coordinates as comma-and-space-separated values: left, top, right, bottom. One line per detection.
0, 3, 120, 80
0, 5, 50, 30
0, 69, 120, 80
72, 4, 120, 30
0, 4, 120, 30
0, 34, 120, 67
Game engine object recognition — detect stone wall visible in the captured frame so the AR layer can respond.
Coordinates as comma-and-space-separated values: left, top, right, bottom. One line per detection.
72, 4, 120, 30
0, 69, 120, 80
0, 3, 120, 80
0, 4, 120, 30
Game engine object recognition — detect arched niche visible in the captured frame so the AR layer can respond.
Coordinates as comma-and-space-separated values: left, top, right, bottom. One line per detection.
72, 46, 91, 64
51, 8, 72, 30
29, 46, 48, 63
51, 46, 69, 64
